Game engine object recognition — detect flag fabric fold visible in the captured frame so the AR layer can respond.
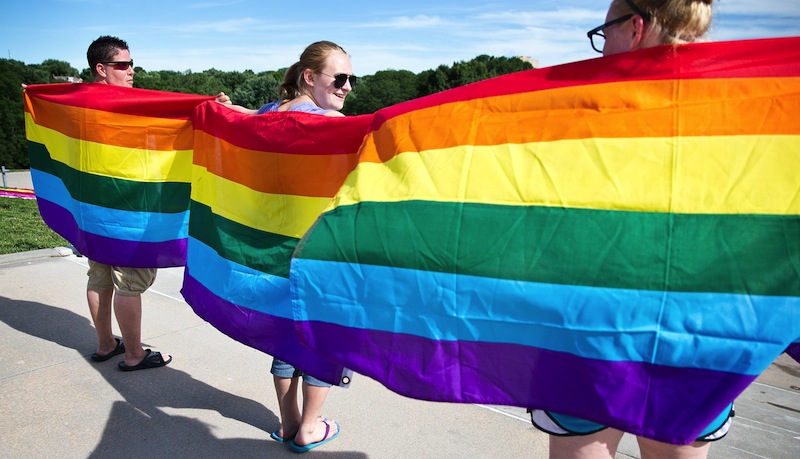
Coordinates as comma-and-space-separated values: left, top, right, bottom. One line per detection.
24, 83, 212, 267
181, 101, 373, 385
290, 37, 800, 444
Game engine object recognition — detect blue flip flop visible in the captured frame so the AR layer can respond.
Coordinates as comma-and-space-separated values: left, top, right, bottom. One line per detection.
270, 430, 292, 443
288, 420, 340, 453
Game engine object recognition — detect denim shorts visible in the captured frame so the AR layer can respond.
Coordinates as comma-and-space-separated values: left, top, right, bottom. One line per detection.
270, 358, 332, 388
530, 402, 734, 442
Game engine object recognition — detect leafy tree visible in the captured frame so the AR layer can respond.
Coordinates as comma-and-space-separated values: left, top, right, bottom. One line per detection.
134, 69, 184, 91
417, 65, 452, 97
36, 59, 79, 80
202, 68, 254, 96
230, 73, 281, 109
342, 70, 418, 115
0, 59, 46, 169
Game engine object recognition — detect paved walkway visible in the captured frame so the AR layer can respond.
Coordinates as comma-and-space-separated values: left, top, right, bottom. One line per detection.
1, 170, 798, 458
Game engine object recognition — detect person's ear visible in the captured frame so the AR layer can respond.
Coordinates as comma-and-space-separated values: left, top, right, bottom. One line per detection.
303, 68, 315, 87
630, 15, 647, 50
95, 63, 107, 79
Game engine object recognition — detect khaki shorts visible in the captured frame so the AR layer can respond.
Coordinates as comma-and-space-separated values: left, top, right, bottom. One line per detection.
87, 260, 157, 296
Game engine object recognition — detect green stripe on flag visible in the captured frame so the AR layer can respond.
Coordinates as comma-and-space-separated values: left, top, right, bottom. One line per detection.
188, 200, 298, 278
297, 200, 800, 296
29, 141, 189, 213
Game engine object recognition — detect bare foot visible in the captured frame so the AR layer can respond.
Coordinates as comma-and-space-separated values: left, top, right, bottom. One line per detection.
294, 418, 339, 447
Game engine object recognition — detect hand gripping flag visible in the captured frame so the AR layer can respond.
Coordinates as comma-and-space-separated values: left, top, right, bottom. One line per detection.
24, 83, 212, 267
182, 101, 372, 385
290, 37, 800, 444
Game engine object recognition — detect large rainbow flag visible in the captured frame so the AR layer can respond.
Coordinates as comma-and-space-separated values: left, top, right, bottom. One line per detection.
290, 37, 800, 444
182, 102, 373, 384
24, 83, 212, 267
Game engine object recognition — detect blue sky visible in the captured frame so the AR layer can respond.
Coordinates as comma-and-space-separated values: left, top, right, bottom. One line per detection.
2, 0, 799, 76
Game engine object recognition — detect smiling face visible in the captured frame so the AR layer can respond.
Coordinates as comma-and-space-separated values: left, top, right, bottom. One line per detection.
95, 49, 134, 87
305, 50, 353, 111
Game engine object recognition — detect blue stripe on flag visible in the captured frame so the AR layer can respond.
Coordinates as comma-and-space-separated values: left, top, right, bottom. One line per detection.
186, 237, 292, 317
31, 168, 188, 242
291, 257, 797, 375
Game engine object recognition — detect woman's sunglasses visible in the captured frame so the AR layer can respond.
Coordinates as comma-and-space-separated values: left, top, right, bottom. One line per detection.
320, 72, 357, 89
104, 60, 134, 71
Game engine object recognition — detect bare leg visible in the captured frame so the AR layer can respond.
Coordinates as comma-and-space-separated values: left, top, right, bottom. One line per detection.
87, 287, 117, 354
638, 437, 710, 459
114, 293, 167, 366
293, 382, 337, 447
274, 375, 302, 439
549, 428, 624, 459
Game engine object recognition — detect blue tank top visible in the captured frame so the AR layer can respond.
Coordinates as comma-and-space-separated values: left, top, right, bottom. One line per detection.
256, 100, 331, 115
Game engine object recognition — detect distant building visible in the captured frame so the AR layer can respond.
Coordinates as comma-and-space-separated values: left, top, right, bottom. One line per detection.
517, 56, 539, 69
53, 75, 83, 83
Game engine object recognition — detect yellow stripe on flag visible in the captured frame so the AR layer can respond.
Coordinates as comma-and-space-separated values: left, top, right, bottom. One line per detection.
191, 165, 332, 238
332, 135, 800, 215
26, 113, 193, 183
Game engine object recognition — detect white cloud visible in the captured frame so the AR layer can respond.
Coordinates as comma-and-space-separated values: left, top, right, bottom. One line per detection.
476, 8, 605, 26
715, 0, 800, 17
170, 18, 262, 34
354, 15, 445, 29
188, 0, 245, 8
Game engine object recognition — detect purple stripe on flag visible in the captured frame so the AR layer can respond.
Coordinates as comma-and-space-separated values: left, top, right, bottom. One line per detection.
786, 343, 800, 364
181, 272, 348, 386
36, 197, 186, 267
295, 319, 755, 444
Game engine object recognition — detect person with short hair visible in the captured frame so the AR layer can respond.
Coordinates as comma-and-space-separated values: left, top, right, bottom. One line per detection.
84, 35, 172, 371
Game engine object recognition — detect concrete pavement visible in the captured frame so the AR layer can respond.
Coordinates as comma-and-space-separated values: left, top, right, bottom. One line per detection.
1, 170, 799, 458
2, 170, 34, 190
0, 250, 551, 458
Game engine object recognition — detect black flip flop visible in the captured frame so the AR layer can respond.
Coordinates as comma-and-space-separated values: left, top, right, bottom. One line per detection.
118, 349, 172, 371
90, 338, 125, 362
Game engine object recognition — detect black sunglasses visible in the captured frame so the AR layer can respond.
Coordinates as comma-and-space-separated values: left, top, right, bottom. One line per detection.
104, 60, 134, 70
587, 0, 652, 53
320, 72, 357, 89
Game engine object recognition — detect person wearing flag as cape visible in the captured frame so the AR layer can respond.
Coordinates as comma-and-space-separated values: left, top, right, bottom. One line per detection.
530, 2, 732, 458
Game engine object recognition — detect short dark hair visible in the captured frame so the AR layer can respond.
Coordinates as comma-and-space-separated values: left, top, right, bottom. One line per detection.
87, 36, 129, 77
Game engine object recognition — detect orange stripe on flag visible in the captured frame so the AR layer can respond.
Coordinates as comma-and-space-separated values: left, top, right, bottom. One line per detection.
361, 77, 800, 164
25, 96, 194, 151
193, 130, 361, 198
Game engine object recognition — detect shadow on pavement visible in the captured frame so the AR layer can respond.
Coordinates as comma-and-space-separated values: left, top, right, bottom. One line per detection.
0, 295, 366, 458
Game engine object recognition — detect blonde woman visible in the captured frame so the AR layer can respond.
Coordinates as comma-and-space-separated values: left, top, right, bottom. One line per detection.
534, 2, 726, 458
222, 40, 355, 452
224, 40, 355, 117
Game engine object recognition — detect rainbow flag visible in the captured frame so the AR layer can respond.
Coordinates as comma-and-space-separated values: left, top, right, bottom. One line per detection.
182, 101, 372, 384
291, 37, 800, 444
24, 83, 212, 267
0, 187, 35, 199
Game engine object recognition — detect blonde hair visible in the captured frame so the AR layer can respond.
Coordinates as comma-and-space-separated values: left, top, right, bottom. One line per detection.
611, 0, 715, 44
281, 41, 347, 100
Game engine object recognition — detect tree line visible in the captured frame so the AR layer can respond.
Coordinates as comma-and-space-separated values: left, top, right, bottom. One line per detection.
0, 55, 533, 169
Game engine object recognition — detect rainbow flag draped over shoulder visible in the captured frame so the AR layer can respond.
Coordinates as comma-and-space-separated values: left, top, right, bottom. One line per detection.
291, 37, 800, 444
182, 101, 372, 385
24, 83, 212, 267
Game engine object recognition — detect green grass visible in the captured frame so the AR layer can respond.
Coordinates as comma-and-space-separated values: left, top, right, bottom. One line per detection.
0, 197, 68, 255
